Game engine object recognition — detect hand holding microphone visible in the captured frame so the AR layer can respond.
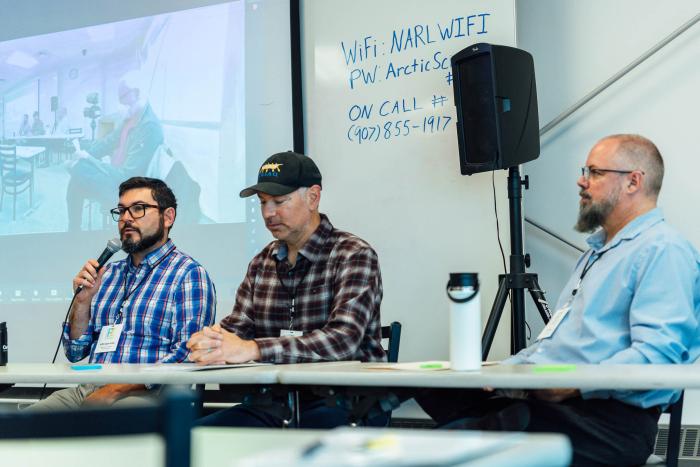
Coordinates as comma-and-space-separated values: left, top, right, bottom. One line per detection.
73, 238, 122, 299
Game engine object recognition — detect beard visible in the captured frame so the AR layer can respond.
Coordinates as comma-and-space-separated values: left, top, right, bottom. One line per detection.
574, 187, 620, 233
121, 216, 165, 254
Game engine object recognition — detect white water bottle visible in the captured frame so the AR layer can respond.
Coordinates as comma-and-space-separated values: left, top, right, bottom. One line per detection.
447, 273, 481, 371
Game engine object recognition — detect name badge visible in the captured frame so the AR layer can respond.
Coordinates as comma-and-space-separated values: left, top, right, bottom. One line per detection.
536, 304, 570, 341
280, 329, 303, 337
94, 323, 124, 353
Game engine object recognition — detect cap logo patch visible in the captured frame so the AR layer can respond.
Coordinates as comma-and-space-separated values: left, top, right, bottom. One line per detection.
260, 162, 283, 177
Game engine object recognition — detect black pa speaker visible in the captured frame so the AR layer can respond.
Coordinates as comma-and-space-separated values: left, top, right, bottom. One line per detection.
451, 43, 540, 175
50, 96, 58, 112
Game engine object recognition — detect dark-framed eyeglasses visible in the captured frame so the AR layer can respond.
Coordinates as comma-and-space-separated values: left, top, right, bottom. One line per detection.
110, 203, 161, 222
580, 166, 644, 181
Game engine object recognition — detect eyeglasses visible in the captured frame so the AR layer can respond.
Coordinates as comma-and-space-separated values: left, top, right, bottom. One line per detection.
110, 203, 161, 222
580, 166, 644, 181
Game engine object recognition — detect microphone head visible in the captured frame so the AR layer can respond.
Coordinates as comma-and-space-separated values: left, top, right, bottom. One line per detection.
106, 238, 122, 253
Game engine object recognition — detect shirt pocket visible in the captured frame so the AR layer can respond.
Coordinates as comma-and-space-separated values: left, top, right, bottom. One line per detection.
297, 279, 333, 327
123, 298, 173, 343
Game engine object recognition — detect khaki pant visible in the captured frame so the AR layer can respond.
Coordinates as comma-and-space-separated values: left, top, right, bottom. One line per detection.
26, 384, 157, 411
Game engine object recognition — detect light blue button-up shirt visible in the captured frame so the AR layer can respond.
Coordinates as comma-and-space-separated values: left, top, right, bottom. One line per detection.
505, 208, 700, 408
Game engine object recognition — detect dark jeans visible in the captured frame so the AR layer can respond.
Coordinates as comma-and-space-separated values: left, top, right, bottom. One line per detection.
415, 388, 660, 467
199, 397, 390, 429
66, 159, 119, 231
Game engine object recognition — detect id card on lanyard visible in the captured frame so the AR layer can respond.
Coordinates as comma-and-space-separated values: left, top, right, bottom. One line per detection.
536, 249, 606, 341
95, 323, 124, 353
94, 268, 133, 354
536, 304, 570, 341
276, 258, 311, 334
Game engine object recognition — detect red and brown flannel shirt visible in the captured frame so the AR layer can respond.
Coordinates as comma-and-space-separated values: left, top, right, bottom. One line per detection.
220, 214, 386, 363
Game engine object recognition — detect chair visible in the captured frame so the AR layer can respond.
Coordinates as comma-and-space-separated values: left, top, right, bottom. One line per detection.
381, 321, 402, 363
649, 391, 684, 467
342, 321, 404, 426
197, 322, 404, 420
147, 144, 202, 224
0, 386, 196, 467
665, 392, 684, 467
84, 198, 112, 230
53, 129, 83, 164
0, 144, 34, 221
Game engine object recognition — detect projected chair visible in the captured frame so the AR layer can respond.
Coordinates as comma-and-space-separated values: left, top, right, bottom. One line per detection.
84, 199, 112, 230
53, 128, 84, 163
0, 144, 34, 221
147, 144, 202, 224
0, 386, 196, 467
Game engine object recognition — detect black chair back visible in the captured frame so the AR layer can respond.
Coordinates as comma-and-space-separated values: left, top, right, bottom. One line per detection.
381, 321, 402, 363
665, 391, 684, 467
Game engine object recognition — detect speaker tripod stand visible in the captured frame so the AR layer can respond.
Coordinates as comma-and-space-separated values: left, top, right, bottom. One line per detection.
481, 166, 553, 359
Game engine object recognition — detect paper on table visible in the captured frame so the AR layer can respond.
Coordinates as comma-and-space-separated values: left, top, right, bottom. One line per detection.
367, 361, 450, 371
141, 362, 272, 372
367, 361, 500, 371
238, 428, 521, 466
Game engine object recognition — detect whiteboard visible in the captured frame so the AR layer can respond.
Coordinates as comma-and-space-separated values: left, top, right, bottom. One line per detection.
302, 0, 517, 361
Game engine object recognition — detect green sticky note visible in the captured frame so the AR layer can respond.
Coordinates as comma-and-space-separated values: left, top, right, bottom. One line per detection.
532, 364, 577, 373
419, 362, 445, 369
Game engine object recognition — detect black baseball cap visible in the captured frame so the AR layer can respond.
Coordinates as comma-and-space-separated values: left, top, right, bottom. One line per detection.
239, 151, 322, 197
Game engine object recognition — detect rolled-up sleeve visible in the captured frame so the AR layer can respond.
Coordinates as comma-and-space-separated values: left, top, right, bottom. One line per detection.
61, 321, 95, 362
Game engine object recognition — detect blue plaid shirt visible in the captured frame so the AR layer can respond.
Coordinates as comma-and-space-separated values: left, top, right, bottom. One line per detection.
62, 239, 216, 364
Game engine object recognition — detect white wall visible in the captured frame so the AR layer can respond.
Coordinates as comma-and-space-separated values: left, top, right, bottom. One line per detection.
302, 0, 518, 362
516, 0, 700, 422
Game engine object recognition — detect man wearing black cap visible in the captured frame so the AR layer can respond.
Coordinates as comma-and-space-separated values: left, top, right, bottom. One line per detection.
187, 151, 387, 427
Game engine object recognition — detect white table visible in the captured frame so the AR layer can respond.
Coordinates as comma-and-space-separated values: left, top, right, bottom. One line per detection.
15, 135, 74, 142
0, 426, 572, 467
0, 363, 278, 385
278, 362, 700, 390
195, 427, 571, 467
0, 361, 358, 386
15, 146, 46, 160
1, 362, 698, 389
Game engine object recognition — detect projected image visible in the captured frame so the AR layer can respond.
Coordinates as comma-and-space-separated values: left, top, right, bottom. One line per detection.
0, 1, 246, 235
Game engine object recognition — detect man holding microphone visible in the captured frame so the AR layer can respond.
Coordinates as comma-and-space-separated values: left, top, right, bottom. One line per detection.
30, 177, 215, 409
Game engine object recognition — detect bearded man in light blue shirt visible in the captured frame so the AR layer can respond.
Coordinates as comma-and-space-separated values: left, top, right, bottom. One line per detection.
417, 134, 700, 467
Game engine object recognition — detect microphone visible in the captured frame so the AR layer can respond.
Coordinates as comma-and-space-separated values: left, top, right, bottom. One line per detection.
74, 238, 122, 295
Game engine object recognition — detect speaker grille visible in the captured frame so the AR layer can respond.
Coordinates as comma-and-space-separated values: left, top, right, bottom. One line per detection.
450, 43, 539, 175
455, 53, 498, 165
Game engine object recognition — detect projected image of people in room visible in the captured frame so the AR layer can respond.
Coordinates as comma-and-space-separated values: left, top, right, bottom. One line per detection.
0, 2, 245, 235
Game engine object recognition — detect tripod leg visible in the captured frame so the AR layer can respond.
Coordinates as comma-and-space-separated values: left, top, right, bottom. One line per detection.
528, 275, 552, 324
482, 276, 510, 361
511, 287, 527, 354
